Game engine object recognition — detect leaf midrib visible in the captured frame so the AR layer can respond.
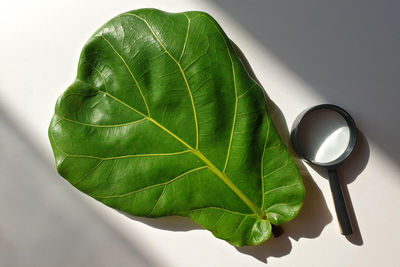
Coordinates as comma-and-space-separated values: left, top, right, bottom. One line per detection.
74, 81, 265, 219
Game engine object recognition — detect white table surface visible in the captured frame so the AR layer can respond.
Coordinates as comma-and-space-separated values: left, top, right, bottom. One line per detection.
1, 1, 399, 266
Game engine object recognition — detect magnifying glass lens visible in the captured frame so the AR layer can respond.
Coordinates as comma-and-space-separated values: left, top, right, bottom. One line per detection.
291, 104, 356, 235
297, 109, 350, 163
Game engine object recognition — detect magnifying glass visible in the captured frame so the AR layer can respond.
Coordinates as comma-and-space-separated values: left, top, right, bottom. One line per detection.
291, 104, 356, 235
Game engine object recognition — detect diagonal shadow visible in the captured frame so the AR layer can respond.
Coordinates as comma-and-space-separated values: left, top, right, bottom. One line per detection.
0, 103, 161, 267
211, 0, 399, 165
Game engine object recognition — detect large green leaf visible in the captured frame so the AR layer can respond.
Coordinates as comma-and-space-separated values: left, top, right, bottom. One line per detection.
49, 8, 304, 246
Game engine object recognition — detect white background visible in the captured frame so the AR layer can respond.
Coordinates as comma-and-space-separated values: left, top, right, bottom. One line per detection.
1, 0, 399, 266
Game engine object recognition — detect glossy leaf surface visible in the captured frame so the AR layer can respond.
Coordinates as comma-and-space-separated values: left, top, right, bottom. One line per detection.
49, 9, 304, 246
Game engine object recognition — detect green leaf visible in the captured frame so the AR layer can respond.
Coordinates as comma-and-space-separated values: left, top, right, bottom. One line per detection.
49, 8, 304, 247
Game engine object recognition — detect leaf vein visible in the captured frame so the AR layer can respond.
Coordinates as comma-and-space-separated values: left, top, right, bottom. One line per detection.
179, 14, 190, 63
232, 216, 247, 236
81, 60, 109, 92
73, 160, 104, 185
51, 140, 191, 160
124, 13, 199, 149
266, 200, 303, 211
261, 113, 271, 210
61, 117, 146, 128
238, 83, 257, 99
210, 212, 225, 230
263, 157, 289, 178
188, 206, 258, 218
100, 35, 150, 116
222, 28, 238, 174
149, 185, 167, 215
94, 166, 208, 199
264, 183, 302, 196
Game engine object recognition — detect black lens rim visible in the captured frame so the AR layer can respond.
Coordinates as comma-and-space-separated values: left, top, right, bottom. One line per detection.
290, 104, 357, 168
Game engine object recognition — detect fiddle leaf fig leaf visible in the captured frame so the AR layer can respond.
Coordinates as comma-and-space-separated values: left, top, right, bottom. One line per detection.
49, 8, 304, 247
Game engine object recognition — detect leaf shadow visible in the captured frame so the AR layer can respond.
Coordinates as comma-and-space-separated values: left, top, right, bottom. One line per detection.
121, 212, 203, 232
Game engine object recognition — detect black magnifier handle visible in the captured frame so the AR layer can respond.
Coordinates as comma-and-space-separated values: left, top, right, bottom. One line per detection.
328, 169, 353, 235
